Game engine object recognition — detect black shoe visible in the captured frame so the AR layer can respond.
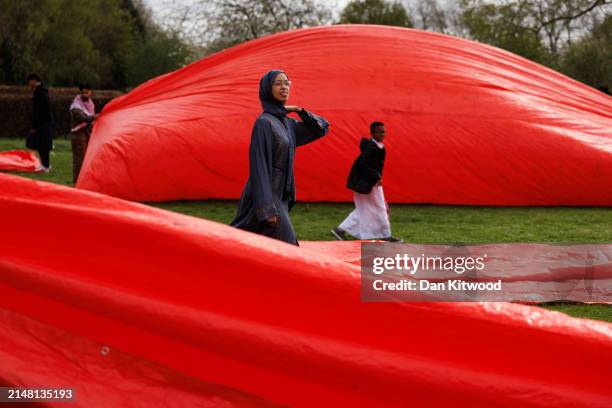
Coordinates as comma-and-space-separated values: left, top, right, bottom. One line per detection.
330, 227, 348, 241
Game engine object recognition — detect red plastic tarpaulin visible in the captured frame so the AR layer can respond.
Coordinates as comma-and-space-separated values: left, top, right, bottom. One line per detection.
0, 150, 40, 172
303, 241, 612, 303
77, 25, 612, 205
1, 173, 611, 406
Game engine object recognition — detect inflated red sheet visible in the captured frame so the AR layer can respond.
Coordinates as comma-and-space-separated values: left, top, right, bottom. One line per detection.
1, 173, 611, 406
0, 150, 40, 172
302, 241, 612, 303
77, 25, 612, 205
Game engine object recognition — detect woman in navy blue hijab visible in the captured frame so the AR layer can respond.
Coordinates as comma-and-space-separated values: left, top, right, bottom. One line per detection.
231, 70, 329, 245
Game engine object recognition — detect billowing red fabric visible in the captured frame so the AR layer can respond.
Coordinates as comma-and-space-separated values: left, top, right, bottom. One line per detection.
302, 241, 612, 303
2, 173, 612, 407
0, 150, 40, 172
77, 25, 612, 205
0, 307, 280, 407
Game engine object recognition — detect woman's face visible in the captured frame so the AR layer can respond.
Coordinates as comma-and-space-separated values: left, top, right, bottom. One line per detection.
271, 73, 290, 103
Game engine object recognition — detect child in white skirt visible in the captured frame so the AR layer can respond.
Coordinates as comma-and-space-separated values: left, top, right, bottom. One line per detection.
332, 121, 401, 242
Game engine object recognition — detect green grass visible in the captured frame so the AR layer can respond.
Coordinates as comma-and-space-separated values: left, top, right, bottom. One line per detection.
2, 137, 611, 322
150, 200, 612, 243
541, 302, 612, 323
0, 137, 73, 186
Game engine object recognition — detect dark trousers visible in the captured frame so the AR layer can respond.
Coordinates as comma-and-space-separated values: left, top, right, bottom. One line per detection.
36, 122, 54, 168
71, 134, 90, 184
38, 147, 50, 168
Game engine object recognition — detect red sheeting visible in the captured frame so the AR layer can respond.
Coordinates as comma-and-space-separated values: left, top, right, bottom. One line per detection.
77, 25, 612, 205
0, 307, 278, 407
0, 150, 40, 172
302, 241, 612, 303
1, 173, 612, 406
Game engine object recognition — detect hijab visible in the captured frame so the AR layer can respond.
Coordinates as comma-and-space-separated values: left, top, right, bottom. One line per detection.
259, 69, 287, 119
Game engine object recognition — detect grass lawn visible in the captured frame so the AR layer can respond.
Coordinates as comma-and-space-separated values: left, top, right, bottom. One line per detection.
2, 137, 611, 322
0, 137, 74, 186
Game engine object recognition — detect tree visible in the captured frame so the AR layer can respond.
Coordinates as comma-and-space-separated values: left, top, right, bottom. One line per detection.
411, 0, 450, 33
0, 0, 135, 88
196, 0, 332, 53
339, 0, 413, 27
126, 29, 194, 87
0, 0, 57, 84
458, 0, 611, 67
459, 0, 551, 64
41, 0, 138, 88
529, 0, 610, 56
560, 14, 612, 89
0, 0, 195, 89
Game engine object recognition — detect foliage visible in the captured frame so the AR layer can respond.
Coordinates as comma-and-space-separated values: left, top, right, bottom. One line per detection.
0, 0, 194, 89
203, 0, 333, 54
0, 85, 121, 138
410, 0, 459, 34
126, 28, 194, 87
340, 0, 413, 27
560, 14, 612, 89
456, 0, 611, 81
1, 0, 610, 91
459, 0, 552, 65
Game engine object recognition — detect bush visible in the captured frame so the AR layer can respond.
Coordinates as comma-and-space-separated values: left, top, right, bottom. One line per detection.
0, 85, 122, 138
559, 15, 612, 90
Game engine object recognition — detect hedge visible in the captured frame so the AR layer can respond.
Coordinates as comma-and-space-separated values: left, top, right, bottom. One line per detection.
0, 85, 122, 138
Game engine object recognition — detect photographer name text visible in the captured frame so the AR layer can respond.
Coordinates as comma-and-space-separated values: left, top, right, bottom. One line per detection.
372, 279, 503, 291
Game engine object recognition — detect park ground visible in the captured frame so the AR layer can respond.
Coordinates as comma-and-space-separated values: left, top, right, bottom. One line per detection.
1, 138, 610, 322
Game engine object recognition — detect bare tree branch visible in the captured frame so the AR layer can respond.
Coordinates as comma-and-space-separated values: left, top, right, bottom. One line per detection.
540, 0, 609, 26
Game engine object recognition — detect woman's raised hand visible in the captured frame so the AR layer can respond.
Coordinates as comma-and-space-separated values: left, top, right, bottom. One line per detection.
266, 215, 279, 225
285, 105, 302, 113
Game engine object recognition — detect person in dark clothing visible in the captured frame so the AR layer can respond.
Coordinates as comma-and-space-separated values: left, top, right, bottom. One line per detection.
331, 122, 401, 242
27, 73, 54, 172
231, 69, 329, 245
346, 126, 386, 195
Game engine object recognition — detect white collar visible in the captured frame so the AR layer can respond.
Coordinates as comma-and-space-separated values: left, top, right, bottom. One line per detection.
373, 139, 384, 149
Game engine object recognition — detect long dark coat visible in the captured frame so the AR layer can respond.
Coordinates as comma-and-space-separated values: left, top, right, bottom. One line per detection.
231, 70, 329, 245
31, 84, 54, 152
